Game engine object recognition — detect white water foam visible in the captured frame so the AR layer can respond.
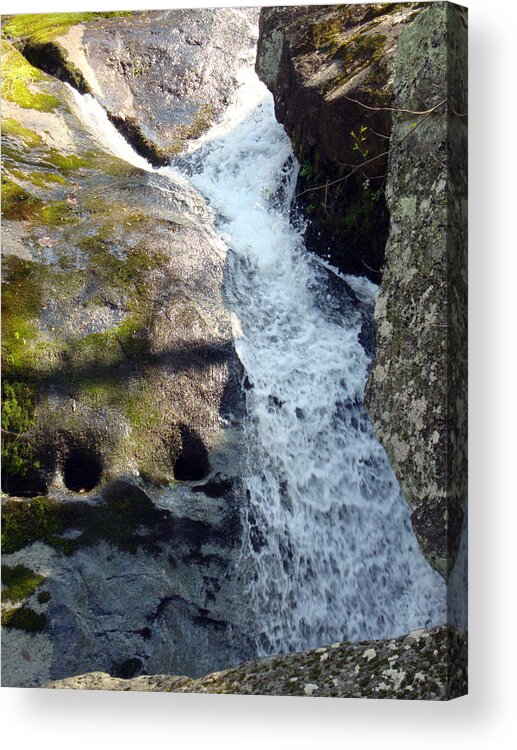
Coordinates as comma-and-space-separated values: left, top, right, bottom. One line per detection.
182, 67, 446, 654
69, 65, 446, 657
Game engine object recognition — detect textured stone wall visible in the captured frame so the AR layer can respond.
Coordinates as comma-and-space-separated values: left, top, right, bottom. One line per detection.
46, 625, 467, 700
365, 2, 468, 580
256, 3, 423, 282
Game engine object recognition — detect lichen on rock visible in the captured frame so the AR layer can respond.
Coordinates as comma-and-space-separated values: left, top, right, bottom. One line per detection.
45, 625, 467, 700
365, 2, 468, 579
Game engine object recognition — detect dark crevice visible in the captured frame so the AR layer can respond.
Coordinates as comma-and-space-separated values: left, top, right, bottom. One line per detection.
173, 425, 210, 481
192, 475, 233, 498
0, 465, 50, 498
146, 594, 228, 632
111, 657, 144, 679
18, 40, 169, 168
107, 113, 170, 167
22, 41, 91, 94
63, 447, 102, 492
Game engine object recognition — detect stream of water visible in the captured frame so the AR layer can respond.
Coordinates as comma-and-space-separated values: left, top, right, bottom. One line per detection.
69, 59, 446, 658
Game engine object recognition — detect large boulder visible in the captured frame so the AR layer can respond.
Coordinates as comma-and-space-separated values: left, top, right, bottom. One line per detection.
256, 3, 423, 282
1, 30, 250, 686
1, 37, 243, 494
45, 625, 467, 700
3, 9, 258, 165
365, 3, 468, 579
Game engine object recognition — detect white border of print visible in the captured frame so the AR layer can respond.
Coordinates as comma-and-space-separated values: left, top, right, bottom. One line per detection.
1, 2, 515, 750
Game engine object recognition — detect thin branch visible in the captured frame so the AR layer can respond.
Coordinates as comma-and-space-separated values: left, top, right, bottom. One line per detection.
342, 95, 448, 116
1, 427, 29, 439
361, 258, 381, 275
343, 93, 467, 118
296, 107, 438, 199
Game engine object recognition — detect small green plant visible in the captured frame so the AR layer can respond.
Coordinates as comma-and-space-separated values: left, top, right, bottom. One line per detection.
351, 124, 369, 159
300, 160, 315, 179
1, 381, 39, 478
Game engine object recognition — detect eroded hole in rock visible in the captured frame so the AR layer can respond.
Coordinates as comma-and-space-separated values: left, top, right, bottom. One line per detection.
63, 448, 102, 493
111, 657, 143, 679
1, 466, 50, 498
173, 425, 210, 481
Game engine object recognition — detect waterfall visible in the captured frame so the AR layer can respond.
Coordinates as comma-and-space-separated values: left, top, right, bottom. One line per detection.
68, 61, 446, 658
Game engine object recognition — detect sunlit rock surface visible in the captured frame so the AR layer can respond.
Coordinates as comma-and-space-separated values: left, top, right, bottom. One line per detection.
1, 14, 251, 687
46, 625, 467, 700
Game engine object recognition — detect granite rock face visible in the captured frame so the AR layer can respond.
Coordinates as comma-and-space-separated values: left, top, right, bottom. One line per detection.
46, 625, 467, 700
1, 20, 251, 686
1, 36, 244, 496
5, 9, 258, 165
365, 2, 468, 579
256, 3, 423, 282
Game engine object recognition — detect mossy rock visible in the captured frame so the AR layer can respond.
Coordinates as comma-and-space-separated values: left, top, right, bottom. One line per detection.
2, 606, 47, 632
1, 483, 175, 556
2, 33, 239, 499
256, 4, 422, 281
1, 117, 43, 147
1, 564, 46, 602
2, 12, 132, 45
1, 39, 61, 111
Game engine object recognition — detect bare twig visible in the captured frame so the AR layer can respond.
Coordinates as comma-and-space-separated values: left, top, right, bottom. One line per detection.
296, 106, 439, 199
342, 95, 448, 116
1, 427, 28, 439
361, 258, 381, 275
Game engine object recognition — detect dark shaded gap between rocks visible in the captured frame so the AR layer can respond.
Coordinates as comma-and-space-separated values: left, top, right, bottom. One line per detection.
17, 40, 168, 167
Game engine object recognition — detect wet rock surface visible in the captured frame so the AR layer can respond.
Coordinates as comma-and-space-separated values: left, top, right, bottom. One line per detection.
45, 625, 467, 700
1, 19, 251, 686
256, 3, 423, 282
8, 9, 258, 164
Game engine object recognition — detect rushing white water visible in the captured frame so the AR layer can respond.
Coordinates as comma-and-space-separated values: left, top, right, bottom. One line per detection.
69, 65, 446, 657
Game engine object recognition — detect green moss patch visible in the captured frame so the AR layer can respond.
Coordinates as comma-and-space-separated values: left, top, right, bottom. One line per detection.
1, 484, 170, 555
2, 605, 47, 631
1, 380, 40, 481
1, 564, 46, 602
2, 175, 77, 225
1, 496, 63, 553
79, 235, 166, 298
1, 257, 45, 375
2, 176, 43, 220
1, 40, 60, 111
311, 5, 402, 50
330, 32, 388, 90
68, 312, 150, 374
40, 200, 78, 225
44, 149, 92, 174
1, 117, 43, 147
27, 171, 68, 187
2, 12, 132, 44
